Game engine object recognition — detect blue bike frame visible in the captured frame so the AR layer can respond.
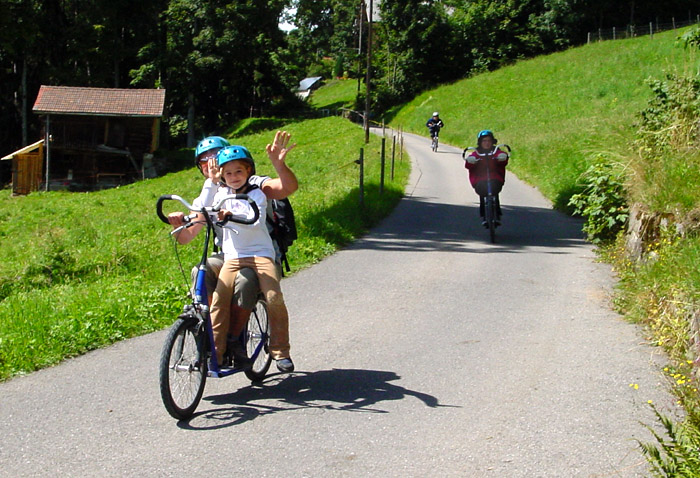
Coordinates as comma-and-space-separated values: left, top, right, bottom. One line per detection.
157, 193, 268, 379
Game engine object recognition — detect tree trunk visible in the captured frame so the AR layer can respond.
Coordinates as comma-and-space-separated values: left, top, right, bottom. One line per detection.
187, 93, 195, 147
22, 58, 27, 146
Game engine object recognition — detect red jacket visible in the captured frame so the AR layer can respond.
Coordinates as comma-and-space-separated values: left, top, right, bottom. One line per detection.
464, 147, 509, 187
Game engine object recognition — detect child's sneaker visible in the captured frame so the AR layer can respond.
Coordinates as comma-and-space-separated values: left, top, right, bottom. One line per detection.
276, 357, 295, 373
228, 339, 252, 370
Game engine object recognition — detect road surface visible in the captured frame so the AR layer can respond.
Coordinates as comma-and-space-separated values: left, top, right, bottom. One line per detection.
0, 131, 672, 477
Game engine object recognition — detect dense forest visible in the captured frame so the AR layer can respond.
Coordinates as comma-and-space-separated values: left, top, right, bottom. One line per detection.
0, 0, 697, 168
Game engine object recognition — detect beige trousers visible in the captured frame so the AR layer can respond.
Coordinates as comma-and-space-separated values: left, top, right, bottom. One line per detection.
210, 256, 290, 362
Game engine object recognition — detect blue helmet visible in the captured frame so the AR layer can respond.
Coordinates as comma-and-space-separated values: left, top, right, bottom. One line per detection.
195, 136, 229, 166
477, 130, 497, 145
216, 145, 256, 175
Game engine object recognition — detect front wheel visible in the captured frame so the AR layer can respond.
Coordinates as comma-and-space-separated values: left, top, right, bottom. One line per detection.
485, 196, 496, 243
244, 296, 272, 382
431, 136, 438, 152
159, 316, 207, 420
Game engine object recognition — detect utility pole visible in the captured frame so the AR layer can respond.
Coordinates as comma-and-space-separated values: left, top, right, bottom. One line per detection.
364, 0, 373, 143
357, 0, 363, 94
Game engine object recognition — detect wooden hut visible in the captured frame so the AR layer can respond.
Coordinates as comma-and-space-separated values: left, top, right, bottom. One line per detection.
16, 85, 166, 193
1, 140, 44, 195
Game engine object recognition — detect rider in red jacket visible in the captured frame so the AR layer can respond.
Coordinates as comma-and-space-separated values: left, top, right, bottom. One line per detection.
464, 130, 509, 225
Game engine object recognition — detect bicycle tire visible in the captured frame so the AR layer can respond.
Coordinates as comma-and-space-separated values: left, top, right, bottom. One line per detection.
432, 136, 438, 152
486, 196, 496, 243
244, 296, 272, 382
159, 316, 207, 420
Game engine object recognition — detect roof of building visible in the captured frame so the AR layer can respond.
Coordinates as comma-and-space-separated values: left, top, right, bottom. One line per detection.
1, 139, 44, 160
32, 85, 166, 117
298, 77, 322, 91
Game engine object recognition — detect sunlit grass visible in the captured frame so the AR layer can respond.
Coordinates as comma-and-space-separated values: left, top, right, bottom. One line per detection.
0, 116, 409, 380
390, 27, 696, 210
308, 77, 360, 111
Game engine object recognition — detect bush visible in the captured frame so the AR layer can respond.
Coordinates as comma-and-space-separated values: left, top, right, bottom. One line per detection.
568, 155, 629, 244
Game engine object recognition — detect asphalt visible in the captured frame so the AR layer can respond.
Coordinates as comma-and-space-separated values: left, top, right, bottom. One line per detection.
0, 130, 674, 477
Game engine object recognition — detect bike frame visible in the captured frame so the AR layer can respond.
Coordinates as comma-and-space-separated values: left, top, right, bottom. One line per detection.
157, 194, 267, 379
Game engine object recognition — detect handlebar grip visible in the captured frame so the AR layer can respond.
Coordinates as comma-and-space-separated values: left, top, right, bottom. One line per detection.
238, 201, 260, 225
156, 195, 176, 224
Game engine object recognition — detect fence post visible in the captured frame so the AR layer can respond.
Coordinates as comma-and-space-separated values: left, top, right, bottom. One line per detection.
673, 17, 676, 29
613, 27, 616, 40
587, 32, 591, 44
380, 137, 386, 194
650, 22, 653, 38
356, 148, 364, 206
598, 28, 601, 41
391, 134, 396, 181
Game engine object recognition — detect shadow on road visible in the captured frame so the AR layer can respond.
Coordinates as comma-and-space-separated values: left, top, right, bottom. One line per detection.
346, 195, 587, 254
178, 368, 454, 429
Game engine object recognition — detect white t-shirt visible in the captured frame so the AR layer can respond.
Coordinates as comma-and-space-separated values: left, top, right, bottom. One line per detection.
211, 185, 275, 261
192, 176, 271, 249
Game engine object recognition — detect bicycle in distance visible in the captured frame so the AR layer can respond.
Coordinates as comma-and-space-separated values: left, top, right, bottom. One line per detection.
431, 129, 440, 152
462, 144, 512, 243
426, 112, 444, 153
156, 193, 271, 420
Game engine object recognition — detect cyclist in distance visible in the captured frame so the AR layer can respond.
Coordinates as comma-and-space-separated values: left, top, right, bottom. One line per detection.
426, 112, 444, 141
464, 130, 509, 226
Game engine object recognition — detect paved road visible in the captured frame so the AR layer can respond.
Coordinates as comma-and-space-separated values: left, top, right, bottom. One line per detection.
1, 132, 671, 477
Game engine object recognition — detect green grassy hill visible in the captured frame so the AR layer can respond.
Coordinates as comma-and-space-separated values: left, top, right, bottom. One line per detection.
0, 116, 408, 380
389, 28, 698, 209
308, 78, 359, 111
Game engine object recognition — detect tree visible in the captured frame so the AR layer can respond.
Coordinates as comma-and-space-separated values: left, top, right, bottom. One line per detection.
131, 0, 295, 144
376, 0, 455, 107
288, 0, 361, 78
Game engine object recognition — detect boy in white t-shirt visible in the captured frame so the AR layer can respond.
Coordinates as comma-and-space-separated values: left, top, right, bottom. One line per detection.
207, 142, 296, 373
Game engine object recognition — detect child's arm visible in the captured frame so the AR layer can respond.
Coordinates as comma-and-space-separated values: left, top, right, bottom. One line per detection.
496, 149, 509, 162
262, 131, 298, 200
168, 211, 205, 245
465, 151, 480, 165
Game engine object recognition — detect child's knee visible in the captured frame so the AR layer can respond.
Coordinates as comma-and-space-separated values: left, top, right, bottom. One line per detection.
266, 289, 285, 306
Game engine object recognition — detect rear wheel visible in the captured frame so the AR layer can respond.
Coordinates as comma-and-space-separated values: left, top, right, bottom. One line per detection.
159, 317, 207, 420
244, 297, 272, 382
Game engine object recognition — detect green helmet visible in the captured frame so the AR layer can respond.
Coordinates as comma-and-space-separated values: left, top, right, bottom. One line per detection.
216, 145, 256, 175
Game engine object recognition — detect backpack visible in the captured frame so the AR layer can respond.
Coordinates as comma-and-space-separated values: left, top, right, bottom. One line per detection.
267, 198, 297, 275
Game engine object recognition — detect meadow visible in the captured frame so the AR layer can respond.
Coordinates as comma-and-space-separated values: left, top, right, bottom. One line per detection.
390, 28, 697, 210
0, 116, 409, 380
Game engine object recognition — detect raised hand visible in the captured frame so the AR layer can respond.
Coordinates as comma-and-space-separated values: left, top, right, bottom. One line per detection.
207, 156, 221, 182
266, 130, 297, 167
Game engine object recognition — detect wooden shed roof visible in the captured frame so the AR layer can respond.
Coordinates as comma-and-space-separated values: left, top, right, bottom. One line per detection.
32, 85, 165, 117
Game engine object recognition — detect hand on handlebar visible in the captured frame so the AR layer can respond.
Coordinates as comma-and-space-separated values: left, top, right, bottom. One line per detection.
167, 211, 189, 228
217, 209, 234, 223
